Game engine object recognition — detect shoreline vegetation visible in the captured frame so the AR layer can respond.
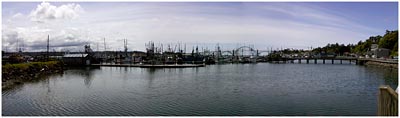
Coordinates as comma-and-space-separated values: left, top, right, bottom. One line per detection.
313, 30, 398, 57
2, 61, 64, 90
274, 30, 398, 58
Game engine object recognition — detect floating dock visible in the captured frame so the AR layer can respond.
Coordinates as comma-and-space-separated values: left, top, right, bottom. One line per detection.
91, 64, 205, 68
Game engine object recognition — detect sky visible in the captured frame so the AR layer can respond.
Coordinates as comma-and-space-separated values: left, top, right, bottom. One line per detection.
1, 2, 398, 52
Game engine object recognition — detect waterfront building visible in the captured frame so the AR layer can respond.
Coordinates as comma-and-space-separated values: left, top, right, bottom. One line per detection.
63, 54, 90, 66
370, 44, 390, 58
371, 48, 390, 58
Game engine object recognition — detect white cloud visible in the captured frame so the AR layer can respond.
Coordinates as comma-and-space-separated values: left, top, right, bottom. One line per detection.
28, 2, 84, 22
11, 13, 24, 19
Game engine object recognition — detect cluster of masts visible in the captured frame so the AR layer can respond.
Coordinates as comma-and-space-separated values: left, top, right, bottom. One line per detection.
144, 41, 264, 56
7, 35, 295, 55
145, 41, 228, 55
146, 41, 190, 54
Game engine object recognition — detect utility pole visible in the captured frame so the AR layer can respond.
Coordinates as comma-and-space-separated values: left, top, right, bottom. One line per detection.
124, 39, 128, 57
103, 38, 106, 51
47, 35, 49, 61
22, 42, 24, 52
103, 38, 107, 61
16, 37, 19, 52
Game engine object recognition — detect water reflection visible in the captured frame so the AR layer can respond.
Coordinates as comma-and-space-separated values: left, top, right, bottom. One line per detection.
64, 66, 100, 88
2, 83, 24, 95
364, 67, 398, 89
3, 71, 64, 93
146, 68, 157, 87
382, 69, 398, 88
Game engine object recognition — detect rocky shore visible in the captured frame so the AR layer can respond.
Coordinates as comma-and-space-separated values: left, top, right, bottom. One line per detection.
2, 61, 64, 90
365, 61, 398, 69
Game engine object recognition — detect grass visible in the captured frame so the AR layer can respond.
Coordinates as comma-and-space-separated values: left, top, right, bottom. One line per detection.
2, 61, 60, 72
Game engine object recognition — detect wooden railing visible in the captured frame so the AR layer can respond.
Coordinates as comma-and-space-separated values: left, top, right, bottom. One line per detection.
378, 85, 398, 116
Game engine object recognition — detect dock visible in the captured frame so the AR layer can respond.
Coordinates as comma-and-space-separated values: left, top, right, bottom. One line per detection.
90, 64, 205, 68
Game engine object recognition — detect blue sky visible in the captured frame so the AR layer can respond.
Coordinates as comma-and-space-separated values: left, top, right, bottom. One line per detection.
2, 2, 398, 52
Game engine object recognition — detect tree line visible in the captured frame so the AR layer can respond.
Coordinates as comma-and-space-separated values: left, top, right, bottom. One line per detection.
312, 30, 398, 57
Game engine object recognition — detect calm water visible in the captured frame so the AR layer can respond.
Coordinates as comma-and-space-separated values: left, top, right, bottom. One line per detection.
2, 63, 398, 116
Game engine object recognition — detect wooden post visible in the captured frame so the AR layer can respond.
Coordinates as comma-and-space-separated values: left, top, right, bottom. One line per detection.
378, 85, 398, 116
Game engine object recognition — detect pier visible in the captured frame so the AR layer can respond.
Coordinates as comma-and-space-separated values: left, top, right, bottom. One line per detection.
272, 57, 398, 66
287, 57, 359, 64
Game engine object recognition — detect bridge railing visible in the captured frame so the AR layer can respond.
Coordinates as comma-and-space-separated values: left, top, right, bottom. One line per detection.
378, 85, 398, 116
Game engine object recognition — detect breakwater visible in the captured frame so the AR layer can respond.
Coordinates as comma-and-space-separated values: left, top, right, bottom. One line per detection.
365, 61, 398, 69
2, 61, 64, 90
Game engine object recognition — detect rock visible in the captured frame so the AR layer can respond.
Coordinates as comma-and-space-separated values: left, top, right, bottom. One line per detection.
2, 61, 65, 90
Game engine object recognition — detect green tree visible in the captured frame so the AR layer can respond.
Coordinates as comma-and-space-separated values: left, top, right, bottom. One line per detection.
378, 30, 398, 56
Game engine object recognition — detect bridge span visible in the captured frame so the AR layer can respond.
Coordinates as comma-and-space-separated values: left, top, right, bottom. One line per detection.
286, 57, 359, 64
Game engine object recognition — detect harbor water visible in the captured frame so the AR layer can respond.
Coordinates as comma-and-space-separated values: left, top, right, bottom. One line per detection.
2, 63, 398, 116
